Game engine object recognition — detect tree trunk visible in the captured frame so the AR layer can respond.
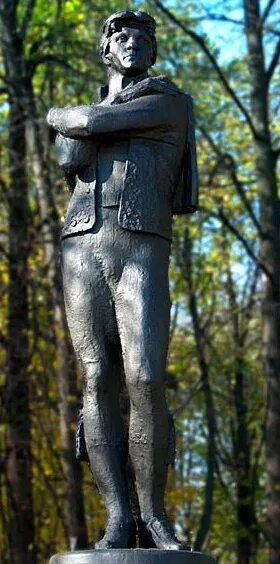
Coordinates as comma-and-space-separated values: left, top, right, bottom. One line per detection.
1, 3, 36, 558
5, 95, 36, 564
26, 95, 88, 550
243, 2, 280, 561
181, 228, 216, 551
226, 266, 257, 564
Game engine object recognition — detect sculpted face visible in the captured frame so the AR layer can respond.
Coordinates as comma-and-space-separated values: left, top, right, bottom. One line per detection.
106, 26, 154, 76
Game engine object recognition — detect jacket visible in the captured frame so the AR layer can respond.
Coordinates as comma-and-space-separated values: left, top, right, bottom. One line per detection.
54, 76, 198, 240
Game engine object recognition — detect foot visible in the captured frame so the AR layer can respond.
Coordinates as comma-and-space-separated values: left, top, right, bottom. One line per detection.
143, 516, 187, 550
95, 517, 136, 549
138, 518, 157, 548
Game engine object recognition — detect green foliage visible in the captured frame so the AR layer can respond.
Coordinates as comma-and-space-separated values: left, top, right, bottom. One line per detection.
1, 0, 279, 561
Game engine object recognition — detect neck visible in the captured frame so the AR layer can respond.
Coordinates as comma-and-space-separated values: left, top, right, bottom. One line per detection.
107, 68, 148, 98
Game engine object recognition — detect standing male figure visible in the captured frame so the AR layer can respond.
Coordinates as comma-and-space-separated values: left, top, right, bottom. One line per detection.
47, 10, 198, 551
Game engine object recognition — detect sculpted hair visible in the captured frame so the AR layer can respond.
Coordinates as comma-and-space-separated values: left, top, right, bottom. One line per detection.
99, 10, 157, 66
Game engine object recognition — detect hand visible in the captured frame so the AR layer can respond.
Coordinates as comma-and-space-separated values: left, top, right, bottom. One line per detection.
46, 106, 90, 136
46, 107, 59, 128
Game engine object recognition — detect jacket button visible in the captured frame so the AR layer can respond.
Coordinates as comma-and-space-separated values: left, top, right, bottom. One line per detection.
86, 187, 90, 194
84, 216, 90, 223
71, 219, 77, 227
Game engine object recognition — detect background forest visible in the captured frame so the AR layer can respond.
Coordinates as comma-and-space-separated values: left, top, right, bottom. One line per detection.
0, 0, 279, 563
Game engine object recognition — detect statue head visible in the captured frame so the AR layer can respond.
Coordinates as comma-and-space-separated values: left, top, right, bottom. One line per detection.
99, 11, 157, 76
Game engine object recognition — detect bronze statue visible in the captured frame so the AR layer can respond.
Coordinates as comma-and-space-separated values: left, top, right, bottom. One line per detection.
47, 10, 198, 551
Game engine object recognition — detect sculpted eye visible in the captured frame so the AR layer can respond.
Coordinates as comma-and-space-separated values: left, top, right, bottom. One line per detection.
138, 35, 150, 45
118, 33, 128, 42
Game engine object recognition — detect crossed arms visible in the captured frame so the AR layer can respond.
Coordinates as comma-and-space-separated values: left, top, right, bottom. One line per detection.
47, 93, 186, 139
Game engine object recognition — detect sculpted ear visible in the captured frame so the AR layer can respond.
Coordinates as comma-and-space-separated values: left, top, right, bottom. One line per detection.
103, 52, 112, 67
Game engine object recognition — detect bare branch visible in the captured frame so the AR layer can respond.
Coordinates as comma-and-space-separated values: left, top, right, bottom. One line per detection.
260, 0, 278, 25
199, 125, 222, 156
181, 228, 216, 551
199, 126, 263, 236
241, 265, 260, 341
200, 12, 280, 37
266, 36, 280, 83
20, 0, 36, 40
202, 14, 244, 27
215, 208, 273, 283
223, 155, 263, 236
26, 54, 91, 77
153, 0, 257, 136
169, 300, 179, 344
265, 28, 280, 38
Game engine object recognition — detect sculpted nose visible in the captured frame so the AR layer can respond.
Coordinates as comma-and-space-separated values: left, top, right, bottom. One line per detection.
126, 37, 138, 51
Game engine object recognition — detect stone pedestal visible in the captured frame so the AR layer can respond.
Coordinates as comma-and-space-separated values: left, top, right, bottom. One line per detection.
50, 549, 215, 564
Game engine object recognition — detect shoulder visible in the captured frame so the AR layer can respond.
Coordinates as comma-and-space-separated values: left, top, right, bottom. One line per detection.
146, 78, 194, 120
153, 76, 186, 95
149, 77, 194, 104
113, 75, 191, 105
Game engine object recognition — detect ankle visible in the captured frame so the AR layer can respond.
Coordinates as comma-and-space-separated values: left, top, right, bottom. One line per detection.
141, 512, 166, 525
107, 511, 134, 525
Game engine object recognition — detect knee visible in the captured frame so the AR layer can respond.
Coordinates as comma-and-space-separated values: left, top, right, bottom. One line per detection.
83, 358, 109, 396
126, 369, 166, 409
125, 353, 166, 390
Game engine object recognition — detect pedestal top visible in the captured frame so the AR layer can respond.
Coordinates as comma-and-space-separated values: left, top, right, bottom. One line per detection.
50, 549, 215, 564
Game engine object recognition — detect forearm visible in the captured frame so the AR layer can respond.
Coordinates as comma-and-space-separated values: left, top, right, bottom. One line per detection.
47, 95, 182, 138
47, 107, 91, 138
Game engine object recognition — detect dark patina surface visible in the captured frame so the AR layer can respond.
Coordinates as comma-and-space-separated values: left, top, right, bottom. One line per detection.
47, 10, 199, 554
